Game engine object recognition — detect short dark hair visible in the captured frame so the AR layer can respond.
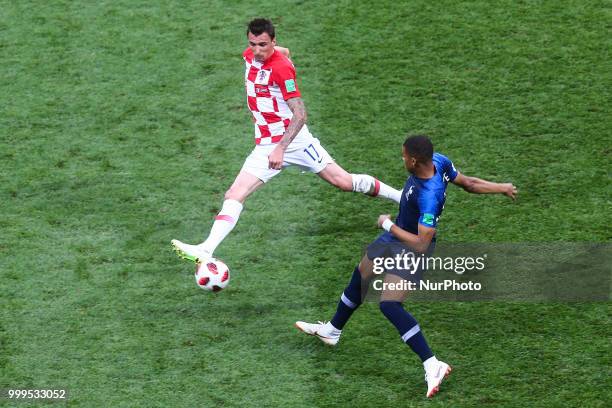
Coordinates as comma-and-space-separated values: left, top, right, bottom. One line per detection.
403, 135, 434, 162
247, 18, 275, 39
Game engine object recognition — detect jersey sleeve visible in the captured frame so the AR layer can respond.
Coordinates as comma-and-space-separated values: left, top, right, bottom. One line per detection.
444, 156, 459, 181
417, 192, 441, 228
272, 61, 301, 100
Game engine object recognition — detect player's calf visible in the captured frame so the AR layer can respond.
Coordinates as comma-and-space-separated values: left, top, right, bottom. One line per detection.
317, 164, 402, 203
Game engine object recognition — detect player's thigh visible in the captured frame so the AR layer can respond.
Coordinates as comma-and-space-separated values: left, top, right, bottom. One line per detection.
317, 162, 353, 191
284, 137, 335, 174
379, 273, 411, 303
234, 146, 282, 200
225, 170, 265, 202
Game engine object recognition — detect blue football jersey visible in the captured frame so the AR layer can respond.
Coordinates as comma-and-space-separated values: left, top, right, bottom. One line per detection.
378, 153, 458, 243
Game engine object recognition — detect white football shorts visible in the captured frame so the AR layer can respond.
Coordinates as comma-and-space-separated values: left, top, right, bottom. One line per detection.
241, 127, 334, 183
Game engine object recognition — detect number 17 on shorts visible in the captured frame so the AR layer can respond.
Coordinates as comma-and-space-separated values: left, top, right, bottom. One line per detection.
304, 143, 322, 164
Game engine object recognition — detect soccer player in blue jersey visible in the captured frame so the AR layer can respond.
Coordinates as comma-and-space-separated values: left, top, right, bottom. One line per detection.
295, 135, 517, 398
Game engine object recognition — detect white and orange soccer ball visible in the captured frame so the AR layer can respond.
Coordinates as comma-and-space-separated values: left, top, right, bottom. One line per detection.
195, 258, 230, 292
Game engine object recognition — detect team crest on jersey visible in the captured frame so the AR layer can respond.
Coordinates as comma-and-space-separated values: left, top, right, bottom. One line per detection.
255, 69, 271, 85
406, 185, 415, 200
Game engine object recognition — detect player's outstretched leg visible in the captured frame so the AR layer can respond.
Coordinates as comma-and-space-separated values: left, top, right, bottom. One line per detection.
171, 171, 263, 263
296, 259, 372, 345
318, 163, 402, 204
379, 274, 452, 398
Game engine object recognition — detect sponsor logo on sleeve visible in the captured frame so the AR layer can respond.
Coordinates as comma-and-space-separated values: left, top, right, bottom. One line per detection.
422, 213, 435, 226
285, 79, 296, 92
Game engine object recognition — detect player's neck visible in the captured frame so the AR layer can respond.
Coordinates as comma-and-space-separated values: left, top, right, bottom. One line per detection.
255, 49, 275, 63
413, 162, 435, 179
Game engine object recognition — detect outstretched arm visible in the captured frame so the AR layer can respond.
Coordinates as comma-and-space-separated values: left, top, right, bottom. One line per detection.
268, 97, 307, 169
452, 173, 517, 200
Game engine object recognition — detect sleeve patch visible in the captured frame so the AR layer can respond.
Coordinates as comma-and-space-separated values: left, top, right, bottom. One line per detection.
421, 213, 435, 226
285, 79, 296, 92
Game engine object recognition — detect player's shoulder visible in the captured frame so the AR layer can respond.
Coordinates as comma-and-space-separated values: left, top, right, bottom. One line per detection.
243, 48, 253, 61
434, 151, 459, 179
434, 152, 457, 173
267, 50, 296, 71
433, 152, 452, 165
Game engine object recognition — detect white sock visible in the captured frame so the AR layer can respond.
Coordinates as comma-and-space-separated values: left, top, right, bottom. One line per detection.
423, 356, 439, 372
201, 199, 243, 255
378, 181, 402, 203
351, 174, 402, 203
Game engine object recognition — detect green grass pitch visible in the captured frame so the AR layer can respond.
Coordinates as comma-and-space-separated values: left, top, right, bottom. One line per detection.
1, 1, 610, 406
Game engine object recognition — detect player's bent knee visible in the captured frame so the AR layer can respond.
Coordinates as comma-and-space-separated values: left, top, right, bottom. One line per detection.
224, 189, 236, 201
358, 256, 375, 279
380, 285, 408, 303
224, 188, 246, 202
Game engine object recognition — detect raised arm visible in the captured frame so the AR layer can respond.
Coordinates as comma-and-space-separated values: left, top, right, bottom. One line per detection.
452, 173, 517, 200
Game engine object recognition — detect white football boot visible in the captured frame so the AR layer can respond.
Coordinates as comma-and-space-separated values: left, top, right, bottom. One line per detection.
171, 239, 211, 263
294, 321, 341, 346
424, 357, 452, 398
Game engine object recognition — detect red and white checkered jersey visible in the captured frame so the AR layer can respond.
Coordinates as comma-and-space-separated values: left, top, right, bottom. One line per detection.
243, 48, 304, 145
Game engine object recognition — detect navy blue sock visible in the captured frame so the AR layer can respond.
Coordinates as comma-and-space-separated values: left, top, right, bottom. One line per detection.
330, 267, 362, 330
379, 301, 434, 362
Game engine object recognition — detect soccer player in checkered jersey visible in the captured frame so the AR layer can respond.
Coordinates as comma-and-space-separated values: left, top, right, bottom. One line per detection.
295, 136, 517, 398
171, 18, 403, 263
